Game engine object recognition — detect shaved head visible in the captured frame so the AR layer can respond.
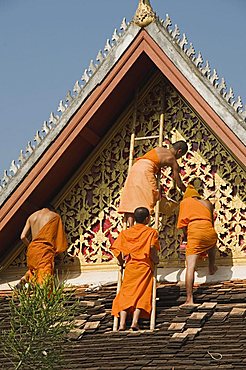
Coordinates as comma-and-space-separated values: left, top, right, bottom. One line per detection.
134, 207, 150, 223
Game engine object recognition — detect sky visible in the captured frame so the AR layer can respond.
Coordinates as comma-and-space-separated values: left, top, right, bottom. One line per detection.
0, 0, 245, 174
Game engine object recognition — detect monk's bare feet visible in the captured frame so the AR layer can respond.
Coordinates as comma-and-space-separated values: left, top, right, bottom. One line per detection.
118, 325, 126, 331
180, 301, 199, 308
209, 265, 218, 275
129, 325, 140, 331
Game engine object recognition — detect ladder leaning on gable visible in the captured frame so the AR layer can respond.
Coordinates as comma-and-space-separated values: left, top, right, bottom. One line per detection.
113, 92, 165, 332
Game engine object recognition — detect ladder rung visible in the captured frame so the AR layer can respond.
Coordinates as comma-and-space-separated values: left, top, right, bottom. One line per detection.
135, 135, 160, 141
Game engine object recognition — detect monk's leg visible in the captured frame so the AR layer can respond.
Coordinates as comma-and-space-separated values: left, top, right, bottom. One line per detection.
181, 254, 198, 306
123, 214, 127, 230
208, 246, 217, 275
130, 308, 141, 330
126, 213, 134, 228
15, 272, 29, 289
36, 262, 53, 285
119, 310, 127, 331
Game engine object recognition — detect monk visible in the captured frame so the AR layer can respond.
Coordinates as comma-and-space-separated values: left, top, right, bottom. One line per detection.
111, 207, 160, 331
19, 207, 68, 285
177, 184, 218, 306
118, 141, 188, 227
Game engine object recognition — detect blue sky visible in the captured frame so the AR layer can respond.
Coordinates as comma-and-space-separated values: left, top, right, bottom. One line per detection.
0, 0, 245, 173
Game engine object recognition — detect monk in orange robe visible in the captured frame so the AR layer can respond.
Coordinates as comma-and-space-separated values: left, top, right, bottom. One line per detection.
177, 184, 217, 306
20, 207, 68, 285
111, 207, 160, 330
118, 141, 188, 227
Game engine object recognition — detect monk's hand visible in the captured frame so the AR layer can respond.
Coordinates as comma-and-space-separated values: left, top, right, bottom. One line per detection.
124, 254, 130, 263
116, 253, 124, 266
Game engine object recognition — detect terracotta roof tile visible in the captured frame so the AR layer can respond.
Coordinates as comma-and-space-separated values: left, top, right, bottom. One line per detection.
2, 280, 246, 368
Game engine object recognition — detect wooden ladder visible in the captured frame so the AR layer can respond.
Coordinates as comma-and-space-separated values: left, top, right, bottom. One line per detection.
113, 95, 165, 331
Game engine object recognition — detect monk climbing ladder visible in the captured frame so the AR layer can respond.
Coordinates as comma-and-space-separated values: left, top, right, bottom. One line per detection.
118, 141, 188, 227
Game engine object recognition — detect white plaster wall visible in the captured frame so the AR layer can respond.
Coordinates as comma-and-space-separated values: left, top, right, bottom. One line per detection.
0, 265, 245, 291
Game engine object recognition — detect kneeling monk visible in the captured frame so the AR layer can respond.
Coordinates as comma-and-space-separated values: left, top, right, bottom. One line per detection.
20, 207, 68, 285
177, 184, 218, 306
111, 207, 160, 330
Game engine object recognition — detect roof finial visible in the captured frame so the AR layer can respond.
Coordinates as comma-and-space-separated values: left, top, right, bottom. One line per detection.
133, 0, 156, 27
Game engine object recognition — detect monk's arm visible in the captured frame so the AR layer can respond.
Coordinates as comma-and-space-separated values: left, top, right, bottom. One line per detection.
150, 246, 159, 265
208, 201, 215, 226
202, 199, 215, 226
170, 158, 186, 193
116, 252, 125, 266
111, 234, 125, 266
20, 218, 31, 247
180, 227, 187, 243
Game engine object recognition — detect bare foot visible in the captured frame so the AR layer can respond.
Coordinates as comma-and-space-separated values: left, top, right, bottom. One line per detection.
209, 265, 218, 275
129, 325, 140, 331
180, 302, 198, 308
118, 325, 126, 331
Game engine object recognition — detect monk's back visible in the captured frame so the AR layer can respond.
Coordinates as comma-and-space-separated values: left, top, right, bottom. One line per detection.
155, 147, 175, 167
30, 209, 57, 239
197, 198, 213, 213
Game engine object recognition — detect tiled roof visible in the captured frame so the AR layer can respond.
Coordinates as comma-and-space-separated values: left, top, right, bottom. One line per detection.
1, 280, 246, 369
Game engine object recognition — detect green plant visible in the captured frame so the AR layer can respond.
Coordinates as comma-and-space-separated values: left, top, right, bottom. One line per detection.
1, 276, 79, 369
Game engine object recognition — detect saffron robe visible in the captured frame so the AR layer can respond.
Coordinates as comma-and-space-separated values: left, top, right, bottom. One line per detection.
25, 215, 68, 284
118, 149, 160, 214
177, 197, 217, 256
111, 224, 160, 318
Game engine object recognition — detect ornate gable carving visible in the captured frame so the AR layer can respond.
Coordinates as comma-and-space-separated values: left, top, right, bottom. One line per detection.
11, 73, 245, 269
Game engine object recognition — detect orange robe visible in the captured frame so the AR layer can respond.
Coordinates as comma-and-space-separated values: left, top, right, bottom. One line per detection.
118, 149, 160, 214
25, 215, 68, 284
177, 197, 217, 256
111, 224, 160, 318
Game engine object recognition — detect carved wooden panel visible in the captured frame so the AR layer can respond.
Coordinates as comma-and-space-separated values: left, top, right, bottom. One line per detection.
11, 74, 245, 268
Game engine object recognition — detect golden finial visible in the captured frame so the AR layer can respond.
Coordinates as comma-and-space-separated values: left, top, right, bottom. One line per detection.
133, 0, 156, 27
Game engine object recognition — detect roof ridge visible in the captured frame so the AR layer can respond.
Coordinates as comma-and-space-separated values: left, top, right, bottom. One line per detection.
0, 17, 130, 196
157, 14, 246, 123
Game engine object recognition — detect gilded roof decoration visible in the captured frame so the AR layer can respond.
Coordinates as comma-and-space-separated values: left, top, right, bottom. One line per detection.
133, 0, 156, 27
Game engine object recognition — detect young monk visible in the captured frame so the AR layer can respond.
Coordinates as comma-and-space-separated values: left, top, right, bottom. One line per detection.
19, 206, 68, 285
118, 141, 188, 227
177, 184, 218, 306
111, 207, 160, 331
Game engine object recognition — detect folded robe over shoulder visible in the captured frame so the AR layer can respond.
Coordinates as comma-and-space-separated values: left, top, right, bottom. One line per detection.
111, 224, 160, 318
118, 149, 160, 214
177, 197, 217, 256
25, 215, 68, 284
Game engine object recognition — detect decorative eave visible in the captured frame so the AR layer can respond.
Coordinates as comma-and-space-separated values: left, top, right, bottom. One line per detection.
146, 17, 246, 147
0, 18, 139, 206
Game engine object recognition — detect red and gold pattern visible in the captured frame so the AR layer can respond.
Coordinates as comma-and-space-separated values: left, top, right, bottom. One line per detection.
12, 74, 245, 268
